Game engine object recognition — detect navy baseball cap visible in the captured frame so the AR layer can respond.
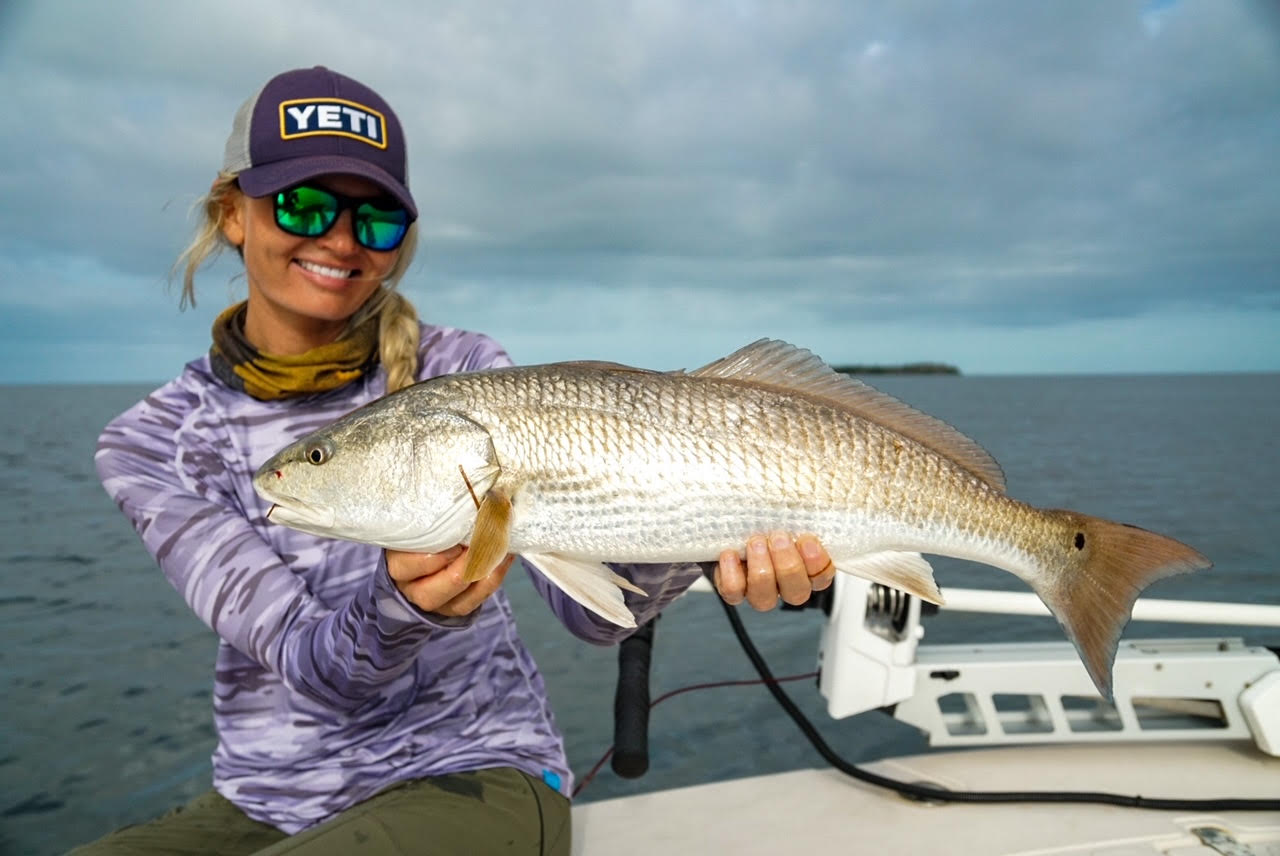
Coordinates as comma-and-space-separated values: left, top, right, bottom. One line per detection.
222, 66, 417, 219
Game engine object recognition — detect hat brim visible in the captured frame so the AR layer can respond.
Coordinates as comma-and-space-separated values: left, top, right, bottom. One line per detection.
237, 156, 417, 219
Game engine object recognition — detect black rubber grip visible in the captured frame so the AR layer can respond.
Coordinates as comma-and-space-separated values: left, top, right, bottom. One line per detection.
611, 616, 657, 778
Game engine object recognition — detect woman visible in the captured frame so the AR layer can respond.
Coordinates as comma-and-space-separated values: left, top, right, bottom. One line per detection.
81, 67, 835, 855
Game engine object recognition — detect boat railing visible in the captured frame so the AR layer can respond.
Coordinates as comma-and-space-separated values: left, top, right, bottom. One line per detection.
812, 575, 1280, 756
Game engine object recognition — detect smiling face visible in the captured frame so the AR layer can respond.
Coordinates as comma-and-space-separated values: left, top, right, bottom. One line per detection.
220, 174, 403, 355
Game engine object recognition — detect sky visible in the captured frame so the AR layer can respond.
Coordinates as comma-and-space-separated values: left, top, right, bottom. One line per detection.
1, 0, 1277, 383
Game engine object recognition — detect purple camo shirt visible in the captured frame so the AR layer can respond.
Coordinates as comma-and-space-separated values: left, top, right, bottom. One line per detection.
95, 323, 703, 833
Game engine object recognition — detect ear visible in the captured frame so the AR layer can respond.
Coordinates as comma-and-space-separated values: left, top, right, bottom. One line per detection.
218, 186, 247, 248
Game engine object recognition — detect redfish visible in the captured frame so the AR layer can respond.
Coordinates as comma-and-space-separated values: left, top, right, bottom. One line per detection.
254, 340, 1209, 697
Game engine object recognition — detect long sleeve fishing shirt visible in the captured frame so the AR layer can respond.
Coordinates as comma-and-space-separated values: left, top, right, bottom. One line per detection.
95, 324, 704, 833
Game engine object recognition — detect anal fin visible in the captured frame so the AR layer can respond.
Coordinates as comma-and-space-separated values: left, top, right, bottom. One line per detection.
831, 551, 945, 605
522, 553, 647, 627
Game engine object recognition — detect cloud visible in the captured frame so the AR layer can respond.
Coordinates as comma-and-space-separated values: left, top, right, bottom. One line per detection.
1, 0, 1278, 382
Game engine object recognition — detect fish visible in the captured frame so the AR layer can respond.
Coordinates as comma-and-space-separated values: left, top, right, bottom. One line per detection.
253, 339, 1210, 698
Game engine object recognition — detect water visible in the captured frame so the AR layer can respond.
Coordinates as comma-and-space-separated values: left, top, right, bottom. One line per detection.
2, 375, 1277, 856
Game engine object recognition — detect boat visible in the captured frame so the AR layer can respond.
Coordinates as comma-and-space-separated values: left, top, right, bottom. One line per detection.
571, 575, 1280, 854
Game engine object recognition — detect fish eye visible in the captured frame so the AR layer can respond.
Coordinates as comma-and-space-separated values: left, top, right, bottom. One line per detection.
306, 444, 331, 465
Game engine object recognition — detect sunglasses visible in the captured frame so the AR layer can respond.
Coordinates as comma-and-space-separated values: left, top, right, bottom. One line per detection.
273, 184, 411, 252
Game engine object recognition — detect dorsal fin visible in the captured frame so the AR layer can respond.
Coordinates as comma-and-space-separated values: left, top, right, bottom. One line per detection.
689, 339, 1006, 492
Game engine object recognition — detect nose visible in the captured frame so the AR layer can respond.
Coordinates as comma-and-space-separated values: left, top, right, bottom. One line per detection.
316, 208, 358, 255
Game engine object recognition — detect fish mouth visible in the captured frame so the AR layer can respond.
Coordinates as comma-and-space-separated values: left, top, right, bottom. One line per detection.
264, 497, 336, 531
252, 464, 333, 530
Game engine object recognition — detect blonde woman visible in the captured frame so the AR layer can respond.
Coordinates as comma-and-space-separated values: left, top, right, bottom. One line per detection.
80, 67, 834, 855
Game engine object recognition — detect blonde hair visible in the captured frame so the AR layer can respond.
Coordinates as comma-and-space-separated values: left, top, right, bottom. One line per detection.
174, 172, 423, 392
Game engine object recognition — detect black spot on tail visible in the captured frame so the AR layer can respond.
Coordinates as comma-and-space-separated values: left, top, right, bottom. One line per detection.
1074, 532, 1086, 550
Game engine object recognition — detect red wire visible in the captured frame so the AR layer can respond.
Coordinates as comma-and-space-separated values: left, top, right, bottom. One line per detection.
572, 670, 820, 797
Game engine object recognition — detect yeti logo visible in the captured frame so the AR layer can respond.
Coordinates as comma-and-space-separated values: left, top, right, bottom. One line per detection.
279, 98, 388, 149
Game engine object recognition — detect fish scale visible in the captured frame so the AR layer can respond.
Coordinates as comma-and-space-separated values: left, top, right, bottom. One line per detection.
418, 367, 1015, 565
255, 339, 1211, 697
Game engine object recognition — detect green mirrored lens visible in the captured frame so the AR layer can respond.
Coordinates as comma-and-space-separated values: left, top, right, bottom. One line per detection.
274, 185, 409, 250
355, 203, 410, 250
275, 186, 338, 236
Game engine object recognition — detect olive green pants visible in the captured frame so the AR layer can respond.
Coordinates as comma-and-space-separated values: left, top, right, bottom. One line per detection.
67, 767, 570, 855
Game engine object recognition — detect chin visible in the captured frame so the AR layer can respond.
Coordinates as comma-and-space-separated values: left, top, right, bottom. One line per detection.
290, 291, 376, 323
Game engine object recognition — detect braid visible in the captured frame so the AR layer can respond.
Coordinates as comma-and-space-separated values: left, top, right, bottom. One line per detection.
378, 288, 422, 393
351, 225, 422, 393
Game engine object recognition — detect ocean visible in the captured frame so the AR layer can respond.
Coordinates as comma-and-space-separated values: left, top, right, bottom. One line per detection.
2, 374, 1277, 856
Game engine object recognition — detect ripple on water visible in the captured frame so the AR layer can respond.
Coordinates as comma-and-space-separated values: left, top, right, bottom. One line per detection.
5, 552, 97, 566
1, 792, 65, 817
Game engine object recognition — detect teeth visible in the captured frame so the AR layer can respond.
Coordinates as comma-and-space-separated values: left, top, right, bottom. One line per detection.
298, 260, 355, 279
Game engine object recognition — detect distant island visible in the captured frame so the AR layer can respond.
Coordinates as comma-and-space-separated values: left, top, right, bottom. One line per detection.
833, 362, 961, 376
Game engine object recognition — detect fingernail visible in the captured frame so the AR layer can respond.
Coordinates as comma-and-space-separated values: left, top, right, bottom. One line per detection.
749, 537, 768, 555
770, 532, 791, 551
799, 538, 823, 561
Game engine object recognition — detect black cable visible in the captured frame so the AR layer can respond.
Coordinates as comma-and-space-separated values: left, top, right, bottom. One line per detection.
716, 595, 1280, 812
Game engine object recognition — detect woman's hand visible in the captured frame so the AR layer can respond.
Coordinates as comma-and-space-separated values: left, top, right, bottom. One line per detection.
386, 546, 514, 618
714, 532, 835, 611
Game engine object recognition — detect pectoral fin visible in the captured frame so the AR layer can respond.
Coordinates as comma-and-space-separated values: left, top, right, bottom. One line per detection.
462, 490, 512, 583
522, 553, 647, 627
831, 551, 945, 605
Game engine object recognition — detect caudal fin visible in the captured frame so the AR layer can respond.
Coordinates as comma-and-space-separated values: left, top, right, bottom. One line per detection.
1029, 512, 1211, 700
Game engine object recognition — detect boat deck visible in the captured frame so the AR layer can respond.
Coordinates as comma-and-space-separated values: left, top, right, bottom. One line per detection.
572, 742, 1280, 854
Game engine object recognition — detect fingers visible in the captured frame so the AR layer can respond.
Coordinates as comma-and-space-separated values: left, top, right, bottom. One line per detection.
767, 531, 812, 606
391, 548, 471, 611
742, 535, 777, 610
434, 555, 516, 617
389, 548, 512, 617
796, 534, 836, 591
715, 549, 746, 605
721, 532, 836, 611
386, 546, 463, 582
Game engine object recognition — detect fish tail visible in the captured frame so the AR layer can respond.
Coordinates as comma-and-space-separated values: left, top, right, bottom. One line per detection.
1029, 511, 1211, 700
